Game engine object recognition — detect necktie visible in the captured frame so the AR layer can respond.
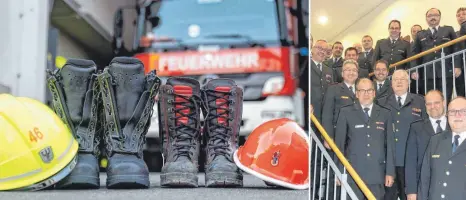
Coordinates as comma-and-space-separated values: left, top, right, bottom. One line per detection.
349, 86, 354, 94
378, 84, 383, 91
363, 107, 370, 122
436, 120, 443, 133
433, 27, 438, 38
317, 63, 321, 71
365, 52, 369, 58
453, 135, 460, 153
397, 96, 402, 107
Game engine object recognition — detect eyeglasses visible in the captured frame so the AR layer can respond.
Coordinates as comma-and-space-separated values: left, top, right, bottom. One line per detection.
447, 109, 466, 116
357, 89, 375, 94
426, 101, 442, 106
343, 69, 359, 73
375, 68, 388, 72
427, 14, 440, 18
393, 78, 408, 82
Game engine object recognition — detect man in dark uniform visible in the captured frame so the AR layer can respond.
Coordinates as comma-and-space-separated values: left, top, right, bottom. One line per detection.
418, 97, 466, 200
322, 59, 358, 148
373, 60, 393, 100
333, 47, 361, 82
311, 40, 335, 127
335, 78, 395, 199
377, 70, 427, 200
373, 20, 412, 75
405, 90, 450, 200
411, 8, 462, 100
325, 41, 344, 69
455, 7, 466, 97
359, 35, 374, 77
411, 25, 423, 45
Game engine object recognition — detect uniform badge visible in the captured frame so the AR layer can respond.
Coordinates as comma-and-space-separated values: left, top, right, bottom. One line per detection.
355, 125, 364, 128
412, 112, 421, 117
412, 108, 421, 112
341, 96, 349, 99
420, 38, 427, 41
39, 146, 54, 163
376, 126, 385, 130
432, 155, 440, 158
397, 49, 405, 53
375, 122, 384, 125
326, 74, 333, 83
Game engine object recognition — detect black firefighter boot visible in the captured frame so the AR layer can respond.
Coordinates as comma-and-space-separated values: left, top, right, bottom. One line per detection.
159, 77, 202, 187
97, 57, 161, 189
47, 59, 101, 189
201, 78, 243, 187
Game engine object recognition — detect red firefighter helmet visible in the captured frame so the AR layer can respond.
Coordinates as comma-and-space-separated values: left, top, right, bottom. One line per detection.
233, 118, 309, 189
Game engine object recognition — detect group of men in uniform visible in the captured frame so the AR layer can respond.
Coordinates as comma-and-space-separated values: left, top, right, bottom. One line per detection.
310, 7, 466, 200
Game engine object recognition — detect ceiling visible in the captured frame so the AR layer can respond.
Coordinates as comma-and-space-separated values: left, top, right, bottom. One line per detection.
310, 0, 390, 43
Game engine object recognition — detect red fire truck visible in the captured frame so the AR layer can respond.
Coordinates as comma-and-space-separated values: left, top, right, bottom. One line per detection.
112, 0, 309, 170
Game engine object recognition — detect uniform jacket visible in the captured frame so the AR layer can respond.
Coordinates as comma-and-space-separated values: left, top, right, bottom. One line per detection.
377, 93, 427, 166
419, 131, 466, 200
411, 26, 461, 79
373, 38, 412, 73
311, 61, 335, 122
405, 118, 450, 194
321, 82, 356, 139
374, 80, 393, 101
358, 50, 374, 78
335, 103, 396, 185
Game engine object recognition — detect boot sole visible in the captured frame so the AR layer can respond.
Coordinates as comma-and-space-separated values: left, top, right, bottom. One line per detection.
56, 175, 100, 189
106, 175, 150, 189
205, 172, 243, 187
160, 172, 198, 187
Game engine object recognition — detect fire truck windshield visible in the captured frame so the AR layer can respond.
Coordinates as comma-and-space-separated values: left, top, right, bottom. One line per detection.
149, 0, 280, 46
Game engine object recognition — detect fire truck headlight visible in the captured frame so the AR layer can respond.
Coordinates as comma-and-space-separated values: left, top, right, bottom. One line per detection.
262, 76, 284, 95
261, 111, 294, 120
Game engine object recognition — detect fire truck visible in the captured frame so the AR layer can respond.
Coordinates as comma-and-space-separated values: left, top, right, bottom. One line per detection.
112, 0, 309, 170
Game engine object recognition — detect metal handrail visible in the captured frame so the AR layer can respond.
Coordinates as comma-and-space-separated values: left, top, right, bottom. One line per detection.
369, 34, 466, 77
311, 114, 376, 200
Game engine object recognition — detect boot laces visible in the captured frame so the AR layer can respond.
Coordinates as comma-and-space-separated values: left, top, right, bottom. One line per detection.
203, 89, 234, 160
170, 92, 202, 160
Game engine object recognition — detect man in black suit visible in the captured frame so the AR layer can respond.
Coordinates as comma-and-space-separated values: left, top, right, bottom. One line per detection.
322, 59, 359, 148
411, 8, 462, 100
404, 90, 450, 200
377, 70, 427, 200
411, 25, 423, 45
325, 42, 344, 69
358, 35, 374, 77
333, 47, 361, 82
455, 7, 466, 97
311, 40, 335, 126
418, 97, 466, 200
373, 60, 393, 100
373, 20, 412, 75
335, 78, 395, 200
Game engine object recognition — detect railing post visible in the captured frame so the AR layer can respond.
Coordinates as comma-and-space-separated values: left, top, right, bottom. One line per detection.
341, 171, 348, 200
441, 48, 447, 107
463, 52, 466, 96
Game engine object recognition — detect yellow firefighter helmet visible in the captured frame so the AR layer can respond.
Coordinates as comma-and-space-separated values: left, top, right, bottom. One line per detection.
0, 94, 78, 191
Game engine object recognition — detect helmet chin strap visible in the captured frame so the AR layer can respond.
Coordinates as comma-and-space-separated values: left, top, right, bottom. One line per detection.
10, 155, 78, 191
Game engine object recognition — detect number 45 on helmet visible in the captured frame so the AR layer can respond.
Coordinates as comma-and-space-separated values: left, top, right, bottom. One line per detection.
0, 94, 79, 191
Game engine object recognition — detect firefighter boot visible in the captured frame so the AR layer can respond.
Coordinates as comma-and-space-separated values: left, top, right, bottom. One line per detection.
97, 57, 161, 189
201, 78, 243, 187
159, 77, 202, 187
47, 59, 101, 189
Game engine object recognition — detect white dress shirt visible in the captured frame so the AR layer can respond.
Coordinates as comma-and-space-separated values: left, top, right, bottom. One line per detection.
361, 103, 373, 117
429, 116, 447, 133
395, 93, 408, 105
452, 131, 466, 147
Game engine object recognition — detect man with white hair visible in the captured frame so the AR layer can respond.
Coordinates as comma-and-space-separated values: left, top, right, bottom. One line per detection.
377, 69, 427, 200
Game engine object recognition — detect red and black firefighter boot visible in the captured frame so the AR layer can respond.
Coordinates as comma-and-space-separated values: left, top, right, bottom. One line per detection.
201, 78, 243, 187
159, 77, 202, 187
47, 59, 101, 189
97, 57, 161, 189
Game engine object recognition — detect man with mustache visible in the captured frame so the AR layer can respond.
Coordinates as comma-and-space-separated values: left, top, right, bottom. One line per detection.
404, 90, 450, 200
418, 97, 466, 200
411, 8, 461, 99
